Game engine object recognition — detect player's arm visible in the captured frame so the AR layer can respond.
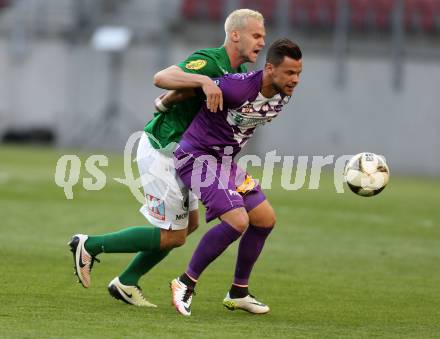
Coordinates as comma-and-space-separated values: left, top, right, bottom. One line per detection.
153, 65, 223, 112
163, 89, 196, 104
154, 89, 197, 113
154, 65, 209, 89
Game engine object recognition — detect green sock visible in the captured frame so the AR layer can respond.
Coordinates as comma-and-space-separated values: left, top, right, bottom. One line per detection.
119, 249, 171, 286
85, 226, 161, 256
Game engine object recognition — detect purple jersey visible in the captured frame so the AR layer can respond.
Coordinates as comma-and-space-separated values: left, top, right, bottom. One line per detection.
174, 70, 291, 222
182, 70, 290, 157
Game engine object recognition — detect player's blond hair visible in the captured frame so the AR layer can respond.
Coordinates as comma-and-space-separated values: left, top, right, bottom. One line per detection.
224, 9, 264, 41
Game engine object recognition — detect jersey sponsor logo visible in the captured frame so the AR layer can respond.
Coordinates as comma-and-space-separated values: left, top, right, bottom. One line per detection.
176, 212, 188, 221
185, 59, 207, 70
146, 194, 165, 221
227, 109, 274, 129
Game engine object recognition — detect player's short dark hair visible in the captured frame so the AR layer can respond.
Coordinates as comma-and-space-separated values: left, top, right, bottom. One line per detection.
266, 38, 302, 66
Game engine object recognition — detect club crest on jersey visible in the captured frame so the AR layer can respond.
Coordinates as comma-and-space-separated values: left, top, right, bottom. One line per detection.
239, 104, 255, 114
186, 59, 207, 70
146, 194, 165, 221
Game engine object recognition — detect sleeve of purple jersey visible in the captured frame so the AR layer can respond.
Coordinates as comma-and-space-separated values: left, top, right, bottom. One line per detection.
213, 75, 243, 109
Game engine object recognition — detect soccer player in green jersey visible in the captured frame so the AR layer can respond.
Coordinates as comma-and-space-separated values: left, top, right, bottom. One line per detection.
68, 9, 266, 309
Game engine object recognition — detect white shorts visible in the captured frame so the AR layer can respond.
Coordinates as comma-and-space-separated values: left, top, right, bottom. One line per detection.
137, 133, 198, 230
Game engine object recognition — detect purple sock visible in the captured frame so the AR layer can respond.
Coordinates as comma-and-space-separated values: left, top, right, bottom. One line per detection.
186, 220, 241, 280
233, 224, 274, 286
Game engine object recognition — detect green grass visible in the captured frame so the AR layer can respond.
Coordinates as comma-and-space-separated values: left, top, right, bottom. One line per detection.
1, 145, 439, 338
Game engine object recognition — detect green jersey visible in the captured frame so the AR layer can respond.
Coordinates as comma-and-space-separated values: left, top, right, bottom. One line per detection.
144, 46, 247, 149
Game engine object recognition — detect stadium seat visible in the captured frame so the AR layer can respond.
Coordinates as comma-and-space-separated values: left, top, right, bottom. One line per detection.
348, 0, 370, 30
348, 0, 395, 31
290, 0, 337, 29
289, 0, 307, 28
405, 0, 437, 33
371, 0, 395, 31
434, 0, 440, 33
239, 0, 277, 23
265, 0, 438, 34
181, 0, 224, 22
422, 0, 433, 32
0, 0, 9, 9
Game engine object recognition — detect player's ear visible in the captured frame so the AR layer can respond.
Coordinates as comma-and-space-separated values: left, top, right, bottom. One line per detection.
265, 62, 274, 73
231, 30, 240, 43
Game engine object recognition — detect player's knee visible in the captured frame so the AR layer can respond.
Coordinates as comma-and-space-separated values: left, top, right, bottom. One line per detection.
161, 229, 187, 249
229, 213, 249, 233
250, 206, 276, 227
173, 235, 186, 247
265, 210, 276, 227
221, 208, 249, 233
169, 231, 186, 247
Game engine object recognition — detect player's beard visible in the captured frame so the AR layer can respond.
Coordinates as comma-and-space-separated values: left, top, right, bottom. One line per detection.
238, 44, 253, 64
240, 52, 252, 64
271, 82, 286, 96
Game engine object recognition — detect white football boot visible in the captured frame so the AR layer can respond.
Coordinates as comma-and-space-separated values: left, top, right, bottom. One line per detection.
170, 278, 195, 316
68, 234, 99, 288
108, 277, 157, 307
223, 293, 270, 314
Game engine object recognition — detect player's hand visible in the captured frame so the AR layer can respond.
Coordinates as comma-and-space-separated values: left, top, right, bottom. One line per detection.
154, 93, 169, 113
201, 78, 223, 112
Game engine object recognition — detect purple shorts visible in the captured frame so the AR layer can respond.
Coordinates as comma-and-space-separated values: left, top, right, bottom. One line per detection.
174, 141, 266, 222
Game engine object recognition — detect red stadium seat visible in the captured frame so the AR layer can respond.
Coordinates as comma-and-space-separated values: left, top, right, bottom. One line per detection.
372, 0, 395, 31
285, 0, 440, 33
239, 0, 277, 23
316, 0, 338, 27
290, 0, 337, 29
434, 0, 440, 32
406, 0, 422, 32
405, 0, 436, 33
0, 0, 9, 9
290, 0, 309, 28
348, 0, 370, 30
420, 0, 435, 32
181, 0, 224, 22
348, 0, 394, 31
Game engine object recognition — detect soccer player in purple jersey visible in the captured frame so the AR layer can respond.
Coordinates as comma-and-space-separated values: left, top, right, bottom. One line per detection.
170, 39, 303, 316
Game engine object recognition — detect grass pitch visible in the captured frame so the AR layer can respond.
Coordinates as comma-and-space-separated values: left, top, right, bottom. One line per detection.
0, 145, 439, 338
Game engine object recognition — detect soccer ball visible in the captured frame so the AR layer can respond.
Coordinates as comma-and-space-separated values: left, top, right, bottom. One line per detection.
344, 152, 390, 197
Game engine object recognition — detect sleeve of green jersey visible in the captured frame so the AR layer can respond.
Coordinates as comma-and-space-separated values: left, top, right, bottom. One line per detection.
177, 53, 220, 77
